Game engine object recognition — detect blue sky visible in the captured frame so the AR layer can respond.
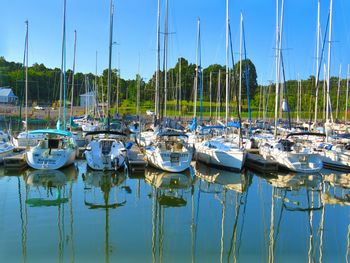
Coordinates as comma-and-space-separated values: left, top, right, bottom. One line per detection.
1, 0, 350, 85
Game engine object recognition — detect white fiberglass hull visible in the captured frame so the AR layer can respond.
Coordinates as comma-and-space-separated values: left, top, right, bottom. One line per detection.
260, 146, 323, 173
13, 132, 45, 148
318, 150, 350, 172
145, 146, 192, 173
0, 142, 15, 162
85, 139, 126, 171
26, 147, 76, 170
195, 145, 245, 172
82, 123, 99, 132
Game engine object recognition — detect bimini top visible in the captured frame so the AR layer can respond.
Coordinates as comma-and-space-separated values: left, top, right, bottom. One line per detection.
28, 129, 73, 137
199, 125, 225, 130
85, 130, 127, 137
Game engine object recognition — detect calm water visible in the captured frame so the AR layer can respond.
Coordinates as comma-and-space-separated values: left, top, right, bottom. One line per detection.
0, 161, 349, 263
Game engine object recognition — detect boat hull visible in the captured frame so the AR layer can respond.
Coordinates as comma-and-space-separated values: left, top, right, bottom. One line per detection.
145, 147, 192, 173
25, 148, 76, 170
195, 145, 245, 172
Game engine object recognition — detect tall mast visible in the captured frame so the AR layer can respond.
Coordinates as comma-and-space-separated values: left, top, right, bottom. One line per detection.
325, 0, 333, 128
116, 53, 120, 115
314, 0, 321, 123
94, 50, 98, 118
239, 12, 243, 116
197, 18, 203, 125
217, 70, 221, 120
107, 0, 114, 130
25, 20, 28, 134
179, 57, 182, 115
163, 0, 169, 118
58, 0, 67, 130
336, 64, 342, 120
155, 0, 160, 120
136, 54, 141, 115
70, 30, 77, 122
225, 0, 229, 126
194, 19, 201, 120
274, 0, 284, 138
274, 0, 279, 137
345, 64, 350, 123
323, 63, 326, 120
209, 71, 212, 118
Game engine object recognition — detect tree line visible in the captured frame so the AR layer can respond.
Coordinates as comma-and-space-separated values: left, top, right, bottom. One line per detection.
0, 56, 348, 120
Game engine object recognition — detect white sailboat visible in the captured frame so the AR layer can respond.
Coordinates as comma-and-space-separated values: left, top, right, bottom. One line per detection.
144, 131, 193, 173
25, 129, 77, 169
12, 21, 44, 148
85, 131, 127, 171
258, 0, 323, 173
195, 0, 245, 172
140, 0, 193, 173
25, 0, 78, 170
85, 0, 127, 171
260, 133, 323, 173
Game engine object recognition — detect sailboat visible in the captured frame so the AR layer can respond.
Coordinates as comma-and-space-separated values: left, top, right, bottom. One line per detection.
85, 0, 127, 171
141, 0, 193, 173
258, 0, 323, 173
195, 0, 245, 172
25, 0, 78, 170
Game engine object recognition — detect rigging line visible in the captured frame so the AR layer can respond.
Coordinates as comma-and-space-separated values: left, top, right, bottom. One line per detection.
236, 173, 250, 256
273, 189, 286, 254
227, 192, 243, 262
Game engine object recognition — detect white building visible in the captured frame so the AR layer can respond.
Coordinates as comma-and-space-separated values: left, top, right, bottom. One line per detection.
0, 87, 18, 104
79, 91, 96, 107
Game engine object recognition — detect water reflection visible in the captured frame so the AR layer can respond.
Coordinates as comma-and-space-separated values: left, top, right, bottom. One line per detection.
19, 165, 78, 263
194, 162, 253, 263
1, 162, 349, 262
83, 170, 127, 263
145, 168, 193, 207
144, 168, 195, 263
255, 172, 325, 263
321, 170, 350, 207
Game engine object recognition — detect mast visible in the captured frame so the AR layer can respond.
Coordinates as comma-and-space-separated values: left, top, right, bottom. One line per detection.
297, 76, 300, 123
25, 20, 28, 136
194, 18, 201, 121
325, 0, 333, 128
239, 12, 243, 116
107, 0, 114, 130
58, 0, 67, 130
274, 0, 284, 138
345, 64, 350, 123
155, 0, 160, 120
179, 57, 182, 115
116, 54, 120, 115
336, 64, 342, 120
217, 70, 221, 120
323, 63, 326, 121
94, 51, 98, 118
70, 30, 77, 122
225, 0, 229, 126
314, 0, 321, 123
136, 54, 141, 116
163, 0, 169, 118
209, 71, 212, 118
198, 19, 203, 125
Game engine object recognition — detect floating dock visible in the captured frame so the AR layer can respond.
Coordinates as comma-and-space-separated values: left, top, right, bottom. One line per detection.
4, 152, 28, 170
245, 153, 279, 173
127, 144, 147, 173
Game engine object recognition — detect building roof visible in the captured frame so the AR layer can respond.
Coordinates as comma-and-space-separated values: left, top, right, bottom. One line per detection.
0, 87, 17, 97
